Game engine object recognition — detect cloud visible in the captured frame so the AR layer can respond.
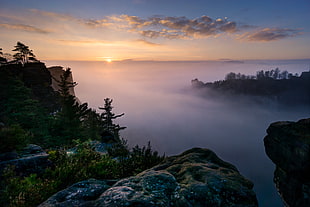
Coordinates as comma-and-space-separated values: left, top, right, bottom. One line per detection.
0, 23, 50, 34
78, 14, 237, 39
57, 39, 113, 46
29, 9, 74, 21
120, 15, 237, 39
56, 39, 160, 49
16, 9, 302, 42
135, 39, 161, 46
239, 28, 302, 42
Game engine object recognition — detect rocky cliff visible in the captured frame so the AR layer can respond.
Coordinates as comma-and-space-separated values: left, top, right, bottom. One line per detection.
39, 148, 258, 207
264, 118, 310, 207
48, 66, 76, 97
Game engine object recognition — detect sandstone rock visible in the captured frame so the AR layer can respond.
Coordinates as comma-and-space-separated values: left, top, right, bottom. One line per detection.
48, 66, 76, 97
38, 179, 111, 207
264, 118, 310, 207
40, 148, 258, 207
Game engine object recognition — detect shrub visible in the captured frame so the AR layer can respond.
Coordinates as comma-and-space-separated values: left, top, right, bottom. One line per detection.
0, 124, 29, 153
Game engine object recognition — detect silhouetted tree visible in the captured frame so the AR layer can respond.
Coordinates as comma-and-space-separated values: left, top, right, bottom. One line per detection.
256, 70, 265, 79
272, 68, 280, 79
12, 42, 37, 65
225, 72, 236, 80
0, 48, 6, 64
54, 68, 91, 145
280, 70, 289, 79
82, 109, 101, 140
99, 98, 126, 142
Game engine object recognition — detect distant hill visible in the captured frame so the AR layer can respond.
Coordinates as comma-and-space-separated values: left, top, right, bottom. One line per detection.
191, 70, 310, 106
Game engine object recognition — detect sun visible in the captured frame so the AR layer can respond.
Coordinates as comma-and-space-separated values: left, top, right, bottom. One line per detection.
101, 57, 113, 63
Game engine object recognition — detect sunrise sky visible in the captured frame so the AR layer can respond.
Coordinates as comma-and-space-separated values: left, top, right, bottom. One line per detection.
1, 0, 309, 61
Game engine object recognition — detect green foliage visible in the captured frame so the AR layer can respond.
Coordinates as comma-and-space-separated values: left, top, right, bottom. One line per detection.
0, 166, 58, 207
0, 140, 164, 206
51, 68, 91, 146
129, 141, 165, 174
81, 109, 101, 140
45, 143, 120, 189
107, 139, 165, 177
0, 70, 51, 147
0, 124, 29, 153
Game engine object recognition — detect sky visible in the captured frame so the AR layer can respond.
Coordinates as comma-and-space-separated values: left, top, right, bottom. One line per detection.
0, 0, 310, 61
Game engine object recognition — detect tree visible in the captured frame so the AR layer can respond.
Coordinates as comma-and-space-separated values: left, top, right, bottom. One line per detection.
225, 72, 236, 80
272, 68, 280, 79
256, 70, 265, 79
12, 42, 37, 65
99, 98, 126, 142
0, 48, 7, 64
53, 68, 90, 145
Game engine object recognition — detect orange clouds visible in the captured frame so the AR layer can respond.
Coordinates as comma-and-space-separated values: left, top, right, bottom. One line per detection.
82, 15, 238, 39
0, 9, 303, 43
0, 23, 50, 34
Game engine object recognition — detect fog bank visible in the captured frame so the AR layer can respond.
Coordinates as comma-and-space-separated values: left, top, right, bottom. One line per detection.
46, 60, 310, 207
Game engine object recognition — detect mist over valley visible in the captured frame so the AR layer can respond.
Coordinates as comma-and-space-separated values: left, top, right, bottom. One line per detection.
46, 59, 310, 206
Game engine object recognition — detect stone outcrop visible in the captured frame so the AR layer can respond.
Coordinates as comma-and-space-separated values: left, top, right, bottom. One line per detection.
40, 148, 258, 207
38, 179, 111, 207
0, 144, 51, 177
264, 118, 310, 207
48, 66, 76, 97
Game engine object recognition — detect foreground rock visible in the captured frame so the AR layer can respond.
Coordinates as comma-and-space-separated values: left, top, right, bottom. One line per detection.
0, 144, 51, 176
38, 179, 111, 207
264, 118, 310, 207
40, 148, 258, 207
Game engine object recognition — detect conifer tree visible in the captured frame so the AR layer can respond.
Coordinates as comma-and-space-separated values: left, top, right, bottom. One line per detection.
99, 98, 126, 142
0, 48, 6, 63
54, 68, 90, 144
12, 42, 37, 65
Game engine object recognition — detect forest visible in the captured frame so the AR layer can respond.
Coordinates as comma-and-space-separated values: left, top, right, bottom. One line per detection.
191, 68, 310, 106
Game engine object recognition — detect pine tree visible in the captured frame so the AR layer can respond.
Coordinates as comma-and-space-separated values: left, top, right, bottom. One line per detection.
0, 48, 7, 64
12, 42, 37, 65
99, 98, 126, 142
54, 68, 90, 145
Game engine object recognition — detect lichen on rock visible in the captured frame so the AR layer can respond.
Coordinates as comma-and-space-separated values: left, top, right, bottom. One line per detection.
39, 147, 258, 207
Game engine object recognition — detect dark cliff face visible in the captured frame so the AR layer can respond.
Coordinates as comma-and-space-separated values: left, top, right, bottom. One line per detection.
264, 118, 310, 207
0, 62, 60, 112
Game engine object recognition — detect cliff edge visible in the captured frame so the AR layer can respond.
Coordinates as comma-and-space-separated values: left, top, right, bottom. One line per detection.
264, 118, 310, 207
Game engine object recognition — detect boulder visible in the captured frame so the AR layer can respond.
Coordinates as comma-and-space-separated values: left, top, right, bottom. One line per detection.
264, 118, 310, 207
40, 148, 258, 207
38, 179, 111, 207
0, 144, 51, 176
